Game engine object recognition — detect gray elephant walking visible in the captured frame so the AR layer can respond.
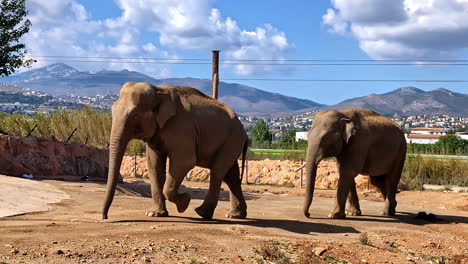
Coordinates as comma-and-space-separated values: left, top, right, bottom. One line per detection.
303, 109, 406, 219
103, 82, 248, 220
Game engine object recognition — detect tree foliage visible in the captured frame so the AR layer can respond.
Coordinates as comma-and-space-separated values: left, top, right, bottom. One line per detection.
435, 134, 468, 154
0, 0, 35, 76
251, 119, 272, 146
278, 128, 297, 148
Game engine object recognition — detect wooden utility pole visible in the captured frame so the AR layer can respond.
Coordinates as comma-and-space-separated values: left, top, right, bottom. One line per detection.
212, 50, 220, 99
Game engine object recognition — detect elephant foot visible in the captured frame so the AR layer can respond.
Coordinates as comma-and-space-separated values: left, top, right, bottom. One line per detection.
346, 208, 362, 216
381, 208, 396, 216
328, 211, 346, 219
146, 209, 168, 217
175, 193, 191, 213
195, 205, 215, 219
226, 210, 247, 219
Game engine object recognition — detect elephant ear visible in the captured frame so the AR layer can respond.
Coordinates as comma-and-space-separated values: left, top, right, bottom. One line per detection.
155, 91, 176, 129
341, 118, 356, 143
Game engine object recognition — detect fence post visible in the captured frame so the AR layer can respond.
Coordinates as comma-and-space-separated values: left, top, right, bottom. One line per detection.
65, 128, 78, 143
85, 134, 89, 145
26, 124, 38, 137
245, 159, 249, 184
212, 50, 219, 99
300, 158, 304, 188
134, 152, 137, 178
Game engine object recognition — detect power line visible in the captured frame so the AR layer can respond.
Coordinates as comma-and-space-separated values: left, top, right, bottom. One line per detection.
221, 78, 468, 82
34, 59, 468, 66
9, 71, 468, 82
27, 54, 468, 62
27, 55, 209, 61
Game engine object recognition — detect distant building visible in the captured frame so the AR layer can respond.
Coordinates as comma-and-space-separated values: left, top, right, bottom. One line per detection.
410, 127, 446, 135
295, 131, 308, 141
406, 134, 442, 144
405, 127, 447, 144
455, 132, 468, 140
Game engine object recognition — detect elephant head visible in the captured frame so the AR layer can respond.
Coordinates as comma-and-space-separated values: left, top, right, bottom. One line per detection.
303, 111, 356, 218
102, 82, 176, 219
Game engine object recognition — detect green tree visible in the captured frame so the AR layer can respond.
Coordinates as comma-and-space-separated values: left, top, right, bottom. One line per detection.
0, 0, 35, 76
251, 119, 272, 147
435, 135, 468, 155
278, 128, 297, 149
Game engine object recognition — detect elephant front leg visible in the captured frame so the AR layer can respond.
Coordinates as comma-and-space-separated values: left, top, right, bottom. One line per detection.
346, 182, 361, 216
146, 146, 169, 217
329, 169, 356, 219
163, 162, 192, 214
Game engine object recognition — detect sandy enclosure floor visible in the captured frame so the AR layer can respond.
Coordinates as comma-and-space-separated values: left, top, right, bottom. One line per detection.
0, 175, 467, 264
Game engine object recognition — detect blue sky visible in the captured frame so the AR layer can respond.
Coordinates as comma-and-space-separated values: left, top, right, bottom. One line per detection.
19, 0, 468, 104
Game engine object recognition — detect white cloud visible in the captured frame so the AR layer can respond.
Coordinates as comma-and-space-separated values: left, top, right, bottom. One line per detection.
23, 0, 292, 76
110, 0, 293, 75
323, 0, 468, 60
23, 0, 173, 76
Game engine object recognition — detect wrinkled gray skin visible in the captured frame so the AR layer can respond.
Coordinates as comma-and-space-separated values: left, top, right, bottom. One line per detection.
303, 109, 406, 219
103, 82, 248, 220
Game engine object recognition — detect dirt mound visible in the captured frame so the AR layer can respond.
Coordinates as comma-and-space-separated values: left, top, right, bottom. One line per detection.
120, 156, 372, 190
0, 135, 110, 180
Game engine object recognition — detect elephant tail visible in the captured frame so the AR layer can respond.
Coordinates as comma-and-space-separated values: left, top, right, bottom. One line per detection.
240, 139, 248, 181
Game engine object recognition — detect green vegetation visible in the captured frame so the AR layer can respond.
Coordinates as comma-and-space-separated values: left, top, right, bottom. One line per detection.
0, 0, 35, 76
402, 155, 468, 189
251, 119, 272, 147
408, 135, 468, 155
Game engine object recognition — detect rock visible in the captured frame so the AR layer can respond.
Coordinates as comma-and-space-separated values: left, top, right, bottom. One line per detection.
314, 247, 327, 256
56, 250, 64, 255
0, 135, 110, 180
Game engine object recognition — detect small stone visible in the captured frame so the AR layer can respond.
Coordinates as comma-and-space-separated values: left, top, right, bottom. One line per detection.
314, 247, 327, 256
10, 249, 19, 254
56, 250, 64, 255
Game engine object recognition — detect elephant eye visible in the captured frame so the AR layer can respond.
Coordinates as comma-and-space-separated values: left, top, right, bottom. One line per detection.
131, 113, 140, 120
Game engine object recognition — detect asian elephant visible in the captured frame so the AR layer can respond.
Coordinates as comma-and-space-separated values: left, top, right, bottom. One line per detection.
303, 109, 406, 219
102, 82, 248, 220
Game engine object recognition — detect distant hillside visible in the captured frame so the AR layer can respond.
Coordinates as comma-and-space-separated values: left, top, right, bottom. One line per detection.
319, 87, 468, 116
0, 63, 324, 114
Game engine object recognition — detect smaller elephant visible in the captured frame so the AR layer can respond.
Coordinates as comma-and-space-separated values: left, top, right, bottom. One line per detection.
102, 82, 248, 220
303, 109, 406, 219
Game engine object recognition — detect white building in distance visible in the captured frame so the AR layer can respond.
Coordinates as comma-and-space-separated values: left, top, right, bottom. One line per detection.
295, 131, 308, 141
406, 127, 446, 144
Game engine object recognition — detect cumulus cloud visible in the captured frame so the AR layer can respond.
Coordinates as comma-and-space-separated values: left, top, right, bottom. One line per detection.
322, 0, 468, 60
23, 0, 173, 76
110, 0, 293, 75
23, 0, 292, 76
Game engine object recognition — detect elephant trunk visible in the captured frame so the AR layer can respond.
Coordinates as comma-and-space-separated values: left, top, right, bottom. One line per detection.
102, 120, 130, 220
303, 143, 321, 218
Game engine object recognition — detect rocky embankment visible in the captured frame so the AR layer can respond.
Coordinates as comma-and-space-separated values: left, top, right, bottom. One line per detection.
0, 135, 109, 180
120, 156, 374, 190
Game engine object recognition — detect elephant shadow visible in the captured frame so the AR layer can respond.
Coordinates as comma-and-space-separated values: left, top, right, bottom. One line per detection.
112, 217, 359, 235
338, 211, 468, 225
115, 180, 261, 201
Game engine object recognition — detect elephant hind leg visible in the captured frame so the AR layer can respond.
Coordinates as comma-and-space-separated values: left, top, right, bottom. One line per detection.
382, 158, 405, 216
195, 139, 243, 220
370, 176, 387, 199
223, 162, 247, 219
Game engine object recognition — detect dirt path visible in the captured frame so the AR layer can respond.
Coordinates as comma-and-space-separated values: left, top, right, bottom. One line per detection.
0, 176, 467, 264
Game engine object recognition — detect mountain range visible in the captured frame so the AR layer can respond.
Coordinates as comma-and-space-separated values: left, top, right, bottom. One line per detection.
1, 63, 467, 116
0, 63, 323, 114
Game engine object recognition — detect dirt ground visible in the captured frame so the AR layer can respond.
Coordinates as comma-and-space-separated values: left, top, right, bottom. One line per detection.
0, 175, 467, 264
